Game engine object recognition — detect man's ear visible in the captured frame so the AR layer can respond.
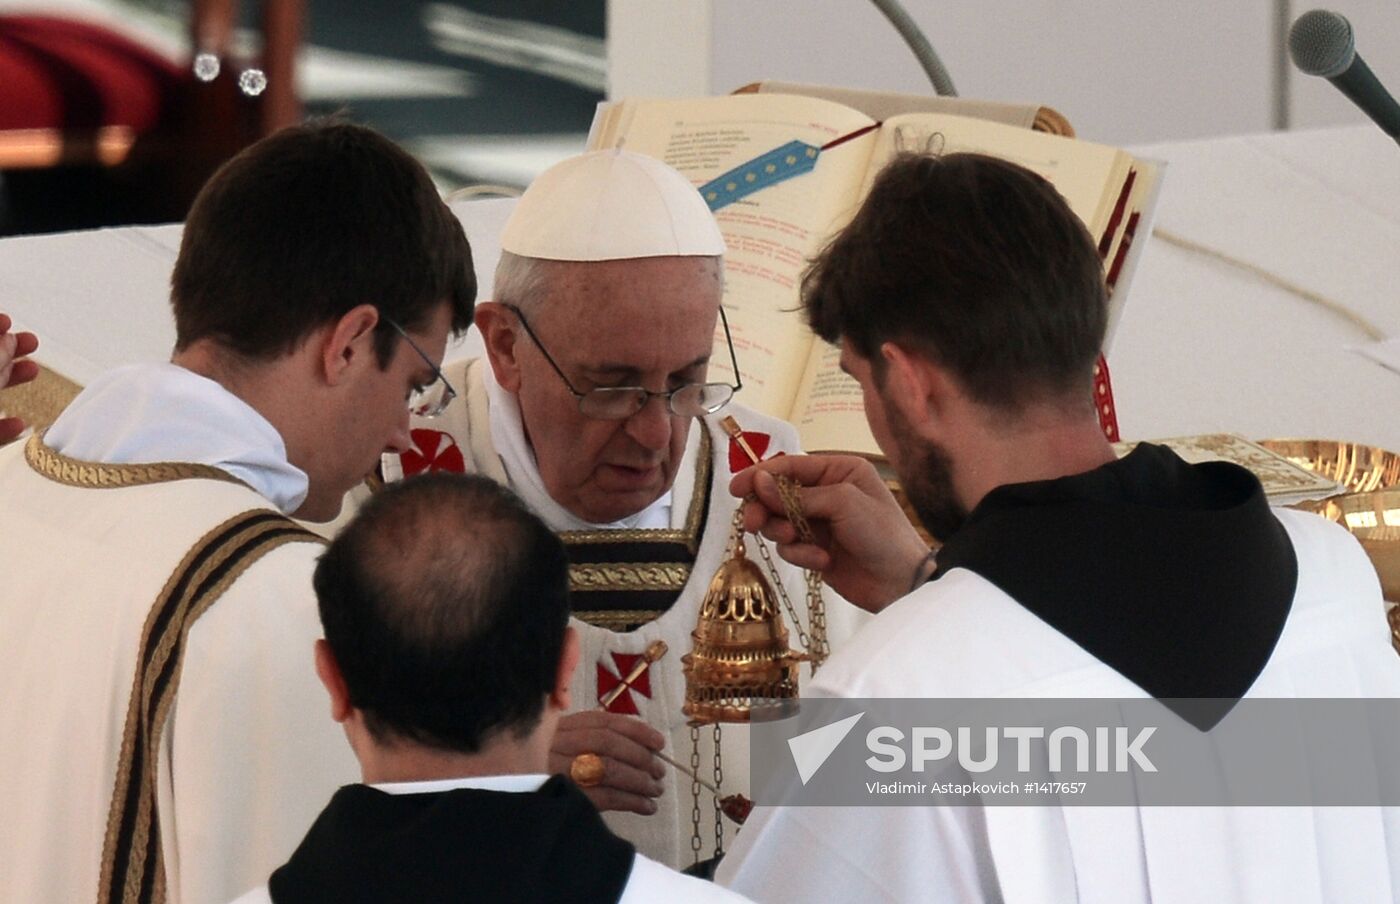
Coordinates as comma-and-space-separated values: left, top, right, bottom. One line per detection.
879, 341, 960, 435
548, 626, 581, 713
320, 304, 381, 386
314, 638, 354, 724
474, 302, 522, 393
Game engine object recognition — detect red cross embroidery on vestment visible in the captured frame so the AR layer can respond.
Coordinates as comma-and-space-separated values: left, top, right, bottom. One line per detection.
399, 429, 466, 476
728, 430, 773, 473
596, 652, 653, 715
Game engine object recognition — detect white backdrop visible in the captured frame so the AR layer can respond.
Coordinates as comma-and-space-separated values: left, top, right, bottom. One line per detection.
609, 0, 1400, 145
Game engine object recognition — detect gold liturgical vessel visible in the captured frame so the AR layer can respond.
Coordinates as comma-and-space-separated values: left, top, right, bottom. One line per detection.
1259, 439, 1400, 648
683, 543, 805, 724
677, 417, 827, 863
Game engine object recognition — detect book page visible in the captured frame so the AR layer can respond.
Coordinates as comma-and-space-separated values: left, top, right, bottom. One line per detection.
588, 95, 877, 418
859, 112, 1129, 236
788, 340, 882, 457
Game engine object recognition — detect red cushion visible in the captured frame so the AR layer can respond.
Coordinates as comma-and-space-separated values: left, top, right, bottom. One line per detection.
0, 15, 184, 133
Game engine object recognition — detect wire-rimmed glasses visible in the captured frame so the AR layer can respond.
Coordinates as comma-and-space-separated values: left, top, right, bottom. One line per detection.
504, 303, 743, 420
384, 317, 457, 418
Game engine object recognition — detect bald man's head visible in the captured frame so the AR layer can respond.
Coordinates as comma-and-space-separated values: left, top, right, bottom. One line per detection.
314, 473, 570, 753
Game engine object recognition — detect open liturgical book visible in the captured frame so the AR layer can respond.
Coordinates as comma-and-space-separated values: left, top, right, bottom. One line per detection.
587, 90, 1162, 457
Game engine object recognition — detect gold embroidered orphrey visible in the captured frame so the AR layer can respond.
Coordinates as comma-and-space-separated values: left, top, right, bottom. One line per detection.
96, 510, 324, 904
26, 431, 245, 490
569, 563, 691, 593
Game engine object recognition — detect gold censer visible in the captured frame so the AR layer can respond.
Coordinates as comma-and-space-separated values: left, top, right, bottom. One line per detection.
676, 417, 827, 864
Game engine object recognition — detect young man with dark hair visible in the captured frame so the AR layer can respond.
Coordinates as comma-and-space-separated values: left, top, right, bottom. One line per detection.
233, 473, 748, 903
717, 153, 1400, 901
171, 120, 472, 371
0, 120, 474, 904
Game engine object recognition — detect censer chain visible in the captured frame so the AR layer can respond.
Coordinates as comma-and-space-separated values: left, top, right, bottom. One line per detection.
738, 481, 831, 668
713, 723, 725, 858
772, 475, 830, 666
690, 724, 703, 864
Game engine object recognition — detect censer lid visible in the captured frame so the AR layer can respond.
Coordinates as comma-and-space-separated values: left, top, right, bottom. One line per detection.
683, 540, 806, 724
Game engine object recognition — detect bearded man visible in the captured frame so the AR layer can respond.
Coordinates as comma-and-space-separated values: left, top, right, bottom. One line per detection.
717, 152, 1400, 903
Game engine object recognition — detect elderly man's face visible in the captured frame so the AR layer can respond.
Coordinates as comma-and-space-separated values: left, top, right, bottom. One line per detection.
490, 256, 722, 524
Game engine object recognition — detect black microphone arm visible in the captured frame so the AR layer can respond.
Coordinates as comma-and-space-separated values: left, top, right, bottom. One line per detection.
1327, 55, 1400, 139
868, 0, 957, 97
1289, 9, 1400, 143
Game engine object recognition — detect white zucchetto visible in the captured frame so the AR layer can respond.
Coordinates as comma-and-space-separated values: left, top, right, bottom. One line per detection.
500, 149, 726, 261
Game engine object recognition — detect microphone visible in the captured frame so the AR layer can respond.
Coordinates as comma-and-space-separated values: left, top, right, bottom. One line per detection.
1289, 9, 1400, 142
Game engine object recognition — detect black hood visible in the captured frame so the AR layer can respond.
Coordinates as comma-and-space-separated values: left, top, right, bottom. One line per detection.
932, 442, 1297, 730
269, 775, 634, 904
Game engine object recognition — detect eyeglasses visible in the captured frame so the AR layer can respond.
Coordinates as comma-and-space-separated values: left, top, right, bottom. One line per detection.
504, 303, 743, 420
384, 317, 457, 418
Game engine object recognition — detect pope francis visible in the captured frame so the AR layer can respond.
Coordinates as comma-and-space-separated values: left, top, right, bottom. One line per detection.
381, 148, 867, 868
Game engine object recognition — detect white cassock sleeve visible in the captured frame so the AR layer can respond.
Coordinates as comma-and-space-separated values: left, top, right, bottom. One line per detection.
717, 800, 999, 903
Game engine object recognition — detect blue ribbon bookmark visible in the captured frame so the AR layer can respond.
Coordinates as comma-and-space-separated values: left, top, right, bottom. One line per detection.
699, 140, 820, 212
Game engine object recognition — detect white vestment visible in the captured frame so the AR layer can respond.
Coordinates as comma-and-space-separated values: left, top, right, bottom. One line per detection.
718, 507, 1400, 903
381, 357, 867, 868
230, 775, 752, 904
0, 363, 358, 904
